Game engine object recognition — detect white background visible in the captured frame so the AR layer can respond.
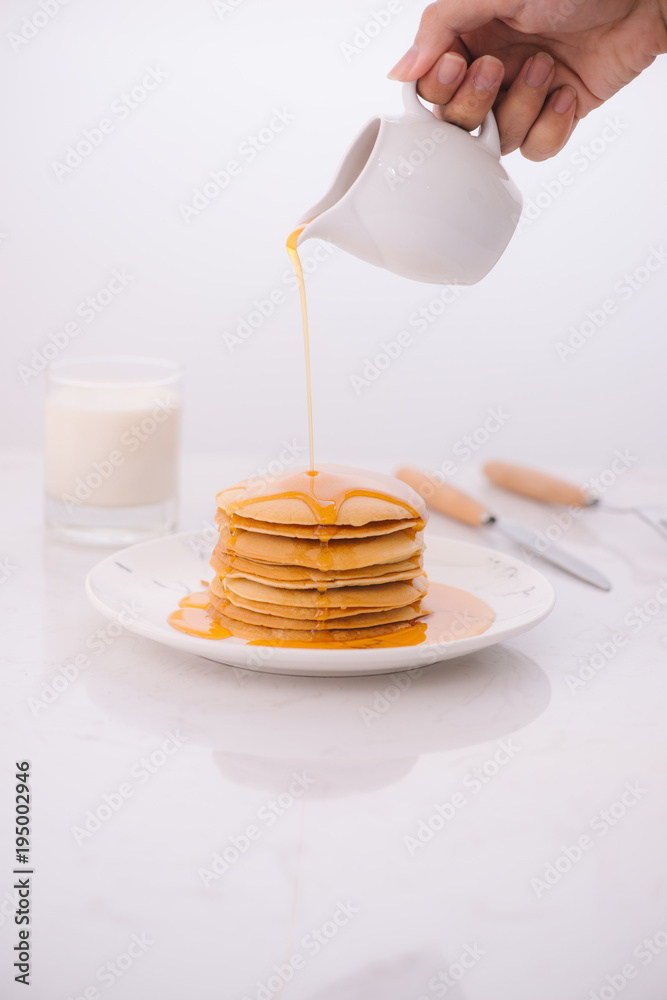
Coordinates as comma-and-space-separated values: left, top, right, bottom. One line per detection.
1, 0, 665, 484
2, 6, 667, 998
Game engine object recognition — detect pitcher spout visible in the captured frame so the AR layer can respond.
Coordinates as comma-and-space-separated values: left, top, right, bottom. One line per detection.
294, 116, 382, 249
295, 213, 335, 247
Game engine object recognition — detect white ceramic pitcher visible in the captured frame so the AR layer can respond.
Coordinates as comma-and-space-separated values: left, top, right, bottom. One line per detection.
296, 81, 523, 285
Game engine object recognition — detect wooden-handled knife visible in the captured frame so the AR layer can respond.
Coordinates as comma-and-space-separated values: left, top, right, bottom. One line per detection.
396, 466, 611, 591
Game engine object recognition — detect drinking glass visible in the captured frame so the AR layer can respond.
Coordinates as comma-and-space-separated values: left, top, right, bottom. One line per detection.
44, 356, 183, 545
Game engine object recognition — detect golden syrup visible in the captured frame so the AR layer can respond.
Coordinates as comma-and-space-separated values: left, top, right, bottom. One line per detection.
286, 225, 315, 472
248, 624, 429, 649
180, 590, 210, 609
228, 468, 422, 526
167, 593, 231, 639
168, 582, 495, 648
220, 511, 425, 539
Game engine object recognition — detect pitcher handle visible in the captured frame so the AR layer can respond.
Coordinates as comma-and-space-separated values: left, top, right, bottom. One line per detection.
403, 80, 503, 158
401, 80, 435, 118
476, 111, 502, 158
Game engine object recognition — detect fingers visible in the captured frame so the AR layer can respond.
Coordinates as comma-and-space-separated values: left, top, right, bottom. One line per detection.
520, 86, 577, 160
413, 39, 469, 106
425, 54, 504, 132
422, 46, 578, 160
494, 52, 556, 154
388, 0, 512, 81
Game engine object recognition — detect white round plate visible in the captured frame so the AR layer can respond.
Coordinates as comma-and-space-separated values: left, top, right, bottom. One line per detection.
85, 531, 555, 677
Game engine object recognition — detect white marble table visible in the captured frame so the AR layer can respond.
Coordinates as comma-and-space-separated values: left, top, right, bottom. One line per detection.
2, 453, 667, 1000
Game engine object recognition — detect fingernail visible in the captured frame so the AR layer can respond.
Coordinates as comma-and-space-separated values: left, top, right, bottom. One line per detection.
387, 45, 419, 80
525, 51, 554, 88
437, 52, 465, 85
553, 86, 576, 114
473, 56, 503, 91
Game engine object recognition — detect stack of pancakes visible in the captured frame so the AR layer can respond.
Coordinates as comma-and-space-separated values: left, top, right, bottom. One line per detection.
207, 465, 429, 643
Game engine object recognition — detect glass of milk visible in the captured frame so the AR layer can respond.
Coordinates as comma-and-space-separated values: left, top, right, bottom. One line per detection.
44, 356, 183, 545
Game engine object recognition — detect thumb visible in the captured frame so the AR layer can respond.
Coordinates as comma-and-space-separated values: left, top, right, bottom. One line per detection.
388, 0, 512, 80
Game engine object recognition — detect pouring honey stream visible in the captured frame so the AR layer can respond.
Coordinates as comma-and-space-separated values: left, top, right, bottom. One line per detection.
167, 225, 496, 648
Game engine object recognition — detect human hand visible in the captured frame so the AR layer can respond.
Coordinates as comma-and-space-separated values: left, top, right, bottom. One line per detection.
388, 0, 667, 160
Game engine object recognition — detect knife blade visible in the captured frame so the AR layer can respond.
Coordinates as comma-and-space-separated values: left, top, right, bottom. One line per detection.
496, 520, 611, 590
396, 466, 612, 591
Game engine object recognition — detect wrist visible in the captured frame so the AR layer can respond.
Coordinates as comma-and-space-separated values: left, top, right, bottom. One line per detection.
656, 0, 667, 52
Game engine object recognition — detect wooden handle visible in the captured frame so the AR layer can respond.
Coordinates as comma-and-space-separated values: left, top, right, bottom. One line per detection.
396, 467, 489, 527
484, 461, 591, 506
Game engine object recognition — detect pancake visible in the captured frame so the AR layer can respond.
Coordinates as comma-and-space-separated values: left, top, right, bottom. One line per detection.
213, 599, 427, 631
216, 464, 426, 526
218, 526, 423, 571
209, 545, 422, 588
220, 590, 424, 620
221, 565, 421, 588
208, 612, 419, 643
210, 546, 422, 579
217, 575, 429, 609
215, 510, 424, 539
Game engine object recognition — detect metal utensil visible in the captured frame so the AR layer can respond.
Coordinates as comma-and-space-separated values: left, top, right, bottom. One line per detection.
397, 466, 611, 591
484, 461, 667, 545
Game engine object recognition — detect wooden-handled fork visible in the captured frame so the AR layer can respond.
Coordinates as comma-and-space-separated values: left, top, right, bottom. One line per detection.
483, 459, 667, 546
